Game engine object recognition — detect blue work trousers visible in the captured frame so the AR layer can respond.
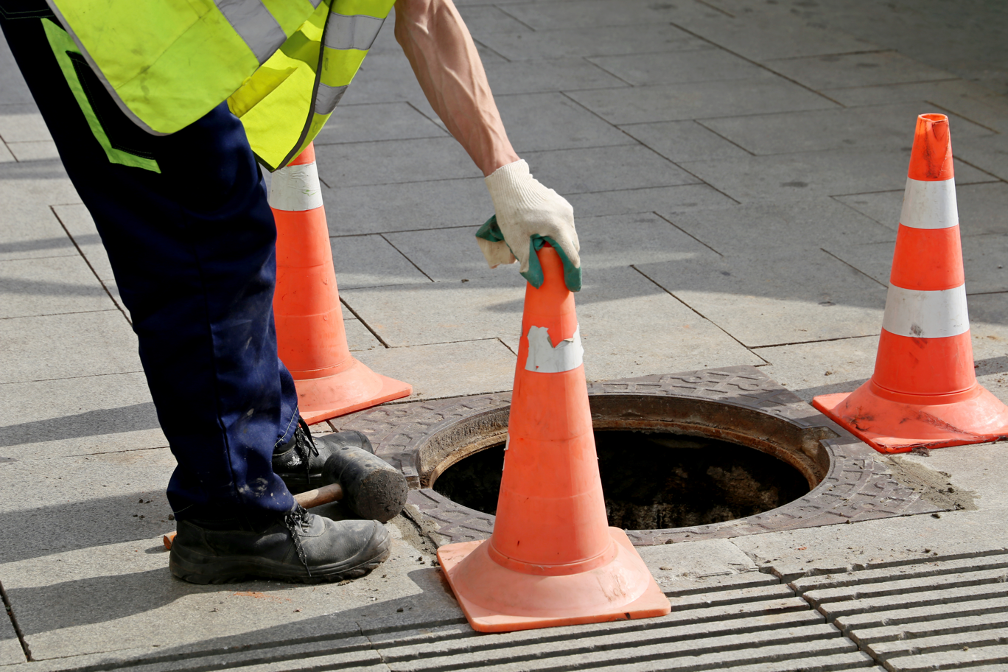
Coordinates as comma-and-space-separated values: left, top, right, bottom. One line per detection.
1, 7, 299, 522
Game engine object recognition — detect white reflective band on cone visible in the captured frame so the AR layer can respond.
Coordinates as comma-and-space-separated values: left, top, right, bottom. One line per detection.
525, 325, 584, 373
882, 284, 970, 339
900, 177, 959, 230
269, 162, 324, 211
214, 0, 288, 64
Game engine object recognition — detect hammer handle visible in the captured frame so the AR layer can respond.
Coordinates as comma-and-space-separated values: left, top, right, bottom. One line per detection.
163, 483, 345, 550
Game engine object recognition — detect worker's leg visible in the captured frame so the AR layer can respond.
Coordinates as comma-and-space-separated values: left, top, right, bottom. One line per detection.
0, 7, 300, 523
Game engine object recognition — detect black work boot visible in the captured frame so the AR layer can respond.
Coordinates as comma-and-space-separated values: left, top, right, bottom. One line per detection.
169, 506, 390, 584
272, 417, 373, 493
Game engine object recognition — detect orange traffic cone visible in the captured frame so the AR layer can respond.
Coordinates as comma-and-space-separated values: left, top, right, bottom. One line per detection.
437, 245, 670, 633
813, 114, 1008, 453
270, 143, 411, 424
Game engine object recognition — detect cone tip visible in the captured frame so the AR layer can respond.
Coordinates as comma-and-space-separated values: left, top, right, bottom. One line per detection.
908, 113, 953, 182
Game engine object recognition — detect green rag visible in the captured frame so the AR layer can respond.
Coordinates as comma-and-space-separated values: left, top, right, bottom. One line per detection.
475, 215, 582, 292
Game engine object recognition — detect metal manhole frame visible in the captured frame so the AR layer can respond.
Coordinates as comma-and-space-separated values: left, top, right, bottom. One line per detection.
332, 366, 939, 547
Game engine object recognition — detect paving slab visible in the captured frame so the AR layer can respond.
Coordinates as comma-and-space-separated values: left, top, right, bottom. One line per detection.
0, 163, 81, 208
454, 3, 531, 35
953, 132, 1008, 183
330, 234, 430, 290
567, 184, 737, 218
495, 92, 633, 153
321, 178, 488, 236
0, 107, 51, 144
0, 310, 141, 384
0, 254, 113, 319
343, 317, 383, 352
354, 339, 516, 401
0, 141, 12, 164
660, 197, 896, 256
766, 51, 956, 91
636, 247, 887, 348
0, 36, 33, 107
679, 148, 996, 203
5, 141, 58, 162
339, 53, 440, 122
482, 58, 628, 96
638, 538, 757, 586
756, 335, 878, 403
567, 77, 837, 126
0, 371, 165, 460
50, 204, 126, 313
314, 102, 447, 145
619, 119, 751, 164
315, 137, 479, 189
0, 605, 25, 666
700, 103, 992, 156
501, 0, 723, 31
0, 205, 76, 262
477, 24, 713, 62
525, 144, 700, 195
589, 49, 769, 87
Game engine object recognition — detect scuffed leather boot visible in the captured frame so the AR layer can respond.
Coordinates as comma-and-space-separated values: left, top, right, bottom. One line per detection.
169, 505, 390, 584
273, 417, 373, 493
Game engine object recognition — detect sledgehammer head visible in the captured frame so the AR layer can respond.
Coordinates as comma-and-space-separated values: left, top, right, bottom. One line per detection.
317, 435, 408, 523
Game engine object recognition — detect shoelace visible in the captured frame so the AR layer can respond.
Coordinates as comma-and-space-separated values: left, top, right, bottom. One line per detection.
284, 504, 313, 578
294, 417, 320, 487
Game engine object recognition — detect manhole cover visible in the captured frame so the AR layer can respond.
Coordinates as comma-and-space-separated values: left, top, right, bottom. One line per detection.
432, 431, 812, 530
333, 366, 942, 547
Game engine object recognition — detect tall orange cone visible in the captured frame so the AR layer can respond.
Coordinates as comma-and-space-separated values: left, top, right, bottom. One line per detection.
437, 244, 670, 633
270, 143, 411, 424
813, 114, 1008, 453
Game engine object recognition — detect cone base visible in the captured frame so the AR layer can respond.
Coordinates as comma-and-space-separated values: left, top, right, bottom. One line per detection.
437, 528, 670, 633
294, 358, 412, 425
813, 381, 1008, 453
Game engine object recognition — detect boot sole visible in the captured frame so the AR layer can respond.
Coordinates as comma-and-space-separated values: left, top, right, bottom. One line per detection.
169, 530, 392, 585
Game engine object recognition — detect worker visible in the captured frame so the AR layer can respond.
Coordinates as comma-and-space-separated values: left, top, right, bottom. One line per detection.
0, 0, 580, 584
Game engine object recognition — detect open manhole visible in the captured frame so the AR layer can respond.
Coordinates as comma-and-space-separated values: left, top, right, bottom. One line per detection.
432, 431, 811, 529
335, 366, 941, 546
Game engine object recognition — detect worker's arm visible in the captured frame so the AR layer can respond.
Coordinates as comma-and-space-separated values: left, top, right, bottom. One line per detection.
394, 0, 581, 290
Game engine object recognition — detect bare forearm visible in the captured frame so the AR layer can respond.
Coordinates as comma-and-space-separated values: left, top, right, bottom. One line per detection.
394, 0, 518, 176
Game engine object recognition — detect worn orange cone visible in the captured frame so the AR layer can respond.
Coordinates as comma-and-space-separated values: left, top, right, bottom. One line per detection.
270, 143, 411, 424
437, 245, 670, 633
813, 114, 1008, 453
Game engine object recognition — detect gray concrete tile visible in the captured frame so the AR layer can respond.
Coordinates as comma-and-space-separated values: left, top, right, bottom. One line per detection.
701, 103, 992, 156
636, 247, 888, 348
501, 0, 723, 30
0, 140, 12, 164
663, 198, 896, 255
525, 145, 700, 195
639, 538, 757, 585
824, 233, 1008, 296
456, 4, 532, 34
619, 120, 750, 163
588, 49, 769, 87
671, 10, 881, 61
483, 58, 628, 96
382, 227, 529, 284
0, 372, 165, 460
340, 53, 440, 122
496, 92, 633, 153
834, 182, 1008, 236
315, 137, 479, 188
478, 25, 713, 62
340, 278, 523, 348
52, 205, 126, 314
331, 234, 431, 290
314, 103, 447, 145
567, 78, 837, 126
355, 339, 516, 400
568, 184, 737, 218
0, 164, 80, 207
0, 34, 34, 107
0, 311, 141, 384
766, 51, 955, 91
344, 318, 382, 352
679, 149, 996, 203
0, 205, 76, 262
954, 132, 1008, 182
0, 612, 23, 666
756, 335, 878, 403
321, 178, 489, 236
0, 107, 52, 143
0, 255, 113, 319
6, 141, 59, 162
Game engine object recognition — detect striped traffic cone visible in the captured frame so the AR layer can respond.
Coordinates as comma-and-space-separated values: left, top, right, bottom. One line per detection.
437, 245, 669, 633
270, 143, 411, 424
813, 113, 1008, 453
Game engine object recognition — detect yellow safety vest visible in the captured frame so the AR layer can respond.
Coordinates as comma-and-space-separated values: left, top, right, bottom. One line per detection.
46, 0, 395, 170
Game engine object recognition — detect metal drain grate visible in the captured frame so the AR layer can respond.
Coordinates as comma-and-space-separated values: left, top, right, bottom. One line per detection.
790, 549, 1008, 671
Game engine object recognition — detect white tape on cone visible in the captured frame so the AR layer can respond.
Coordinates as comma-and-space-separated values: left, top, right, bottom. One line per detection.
525, 324, 584, 373
882, 284, 970, 338
900, 177, 958, 230
269, 162, 324, 212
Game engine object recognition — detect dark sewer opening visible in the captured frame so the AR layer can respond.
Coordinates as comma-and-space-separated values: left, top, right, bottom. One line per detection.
431, 430, 811, 529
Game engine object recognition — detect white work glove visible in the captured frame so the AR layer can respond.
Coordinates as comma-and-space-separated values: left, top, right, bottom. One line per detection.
479, 160, 582, 291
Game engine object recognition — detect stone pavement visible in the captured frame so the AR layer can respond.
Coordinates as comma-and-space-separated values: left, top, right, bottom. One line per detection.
1, 0, 1007, 669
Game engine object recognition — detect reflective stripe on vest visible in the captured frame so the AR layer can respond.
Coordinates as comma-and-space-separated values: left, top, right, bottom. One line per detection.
213, 0, 288, 64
